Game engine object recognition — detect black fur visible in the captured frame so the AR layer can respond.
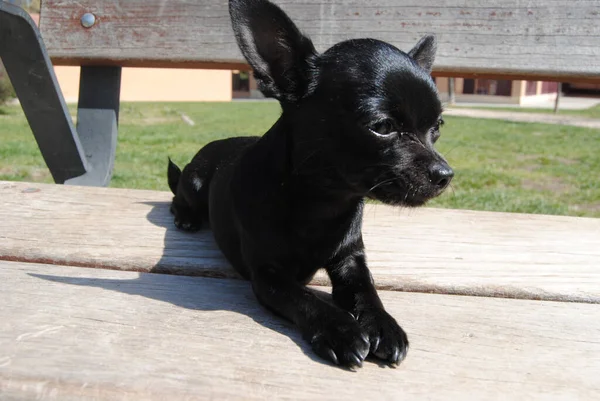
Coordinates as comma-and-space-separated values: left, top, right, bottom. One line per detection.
168, 0, 453, 368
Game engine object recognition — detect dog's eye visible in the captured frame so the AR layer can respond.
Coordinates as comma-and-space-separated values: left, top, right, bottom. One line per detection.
368, 120, 397, 137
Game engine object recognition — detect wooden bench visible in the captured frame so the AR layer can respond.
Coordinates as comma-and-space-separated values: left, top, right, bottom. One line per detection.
1, 0, 600, 399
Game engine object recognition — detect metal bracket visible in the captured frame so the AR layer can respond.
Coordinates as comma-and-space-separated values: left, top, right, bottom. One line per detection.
0, 2, 120, 186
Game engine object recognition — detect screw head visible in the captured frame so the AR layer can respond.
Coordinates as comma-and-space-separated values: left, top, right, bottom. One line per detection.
80, 13, 96, 28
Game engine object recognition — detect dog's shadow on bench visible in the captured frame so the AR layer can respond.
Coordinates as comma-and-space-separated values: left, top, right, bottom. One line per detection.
30, 201, 338, 368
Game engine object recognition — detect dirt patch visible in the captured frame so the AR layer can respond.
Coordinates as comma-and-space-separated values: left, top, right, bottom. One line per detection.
553, 157, 577, 165
125, 116, 181, 126
29, 168, 50, 180
0, 167, 22, 176
516, 154, 577, 165
0, 167, 49, 180
522, 165, 539, 172
570, 203, 600, 213
521, 178, 572, 194
517, 155, 540, 172
518, 155, 578, 172
521, 164, 539, 172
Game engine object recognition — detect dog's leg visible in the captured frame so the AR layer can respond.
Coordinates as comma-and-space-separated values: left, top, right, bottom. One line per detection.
168, 158, 206, 232
251, 267, 370, 367
170, 196, 203, 232
172, 168, 209, 232
326, 247, 409, 365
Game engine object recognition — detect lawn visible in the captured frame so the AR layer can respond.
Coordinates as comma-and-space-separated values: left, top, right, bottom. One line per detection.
1, 101, 599, 218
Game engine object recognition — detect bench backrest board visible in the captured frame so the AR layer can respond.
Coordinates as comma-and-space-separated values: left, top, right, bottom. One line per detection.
39, 0, 600, 82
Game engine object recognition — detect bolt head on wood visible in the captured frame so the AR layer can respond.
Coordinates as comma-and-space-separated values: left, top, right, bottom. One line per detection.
80, 13, 96, 28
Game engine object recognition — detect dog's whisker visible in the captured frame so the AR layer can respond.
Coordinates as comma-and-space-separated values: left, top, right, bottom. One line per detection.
367, 177, 397, 194
442, 145, 461, 156
403, 182, 412, 203
448, 183, 457, 198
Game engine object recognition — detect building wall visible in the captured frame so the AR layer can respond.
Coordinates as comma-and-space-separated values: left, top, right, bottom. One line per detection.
54, 67, 232, 103
436, 77, 557, 105
436, 77, 521, 104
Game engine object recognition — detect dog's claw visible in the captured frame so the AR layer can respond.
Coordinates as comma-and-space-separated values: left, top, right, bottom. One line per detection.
361, 333, 370, 346
397, 344, 409, 365
327, 348, 339, 365
390, 346, 400, 364
370, 336, 381, 354
350, 352, 363, 368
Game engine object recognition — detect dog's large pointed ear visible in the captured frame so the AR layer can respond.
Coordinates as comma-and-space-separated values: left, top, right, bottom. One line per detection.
229, 0, 317, 102
408, 35, 437, 74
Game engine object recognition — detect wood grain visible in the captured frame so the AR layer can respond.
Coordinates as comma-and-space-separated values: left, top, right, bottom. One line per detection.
38, 0, 600, 82
1, 181, 599, 303
1, 261, 599, 400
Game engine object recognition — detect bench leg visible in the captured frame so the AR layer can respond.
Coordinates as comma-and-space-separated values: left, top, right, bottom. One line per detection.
0, 2, 120, 187
0, 1, 89, 184
65, 67, 121, 186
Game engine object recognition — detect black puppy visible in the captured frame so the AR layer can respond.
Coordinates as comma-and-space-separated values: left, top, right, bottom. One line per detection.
168, 0, 453, 368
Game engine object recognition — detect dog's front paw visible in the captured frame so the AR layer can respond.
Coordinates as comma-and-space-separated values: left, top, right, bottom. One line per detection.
306, 313, 370, 368
170, 204, 202, 232
173, 216, 202, 232
358, 309, 408, 366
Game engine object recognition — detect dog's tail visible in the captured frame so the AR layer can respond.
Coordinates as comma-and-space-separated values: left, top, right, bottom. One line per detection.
167, 157, 182, 195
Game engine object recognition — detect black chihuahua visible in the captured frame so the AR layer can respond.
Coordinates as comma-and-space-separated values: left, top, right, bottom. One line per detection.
168, 0, 453, 368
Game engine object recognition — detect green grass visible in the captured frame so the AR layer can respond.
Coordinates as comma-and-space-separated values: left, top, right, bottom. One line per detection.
1, 101, 599, 218
454, 103, 600, 119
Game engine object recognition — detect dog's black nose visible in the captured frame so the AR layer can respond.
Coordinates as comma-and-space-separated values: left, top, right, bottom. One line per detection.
429, 163, 454, 189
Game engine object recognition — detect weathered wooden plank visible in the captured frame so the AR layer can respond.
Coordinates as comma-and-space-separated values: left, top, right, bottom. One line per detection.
1, 181, 599, 303
39, 0, 600, 82
1, 261, 599, 400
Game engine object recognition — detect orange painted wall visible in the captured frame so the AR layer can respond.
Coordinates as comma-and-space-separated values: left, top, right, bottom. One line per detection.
54, 67, 232, 103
